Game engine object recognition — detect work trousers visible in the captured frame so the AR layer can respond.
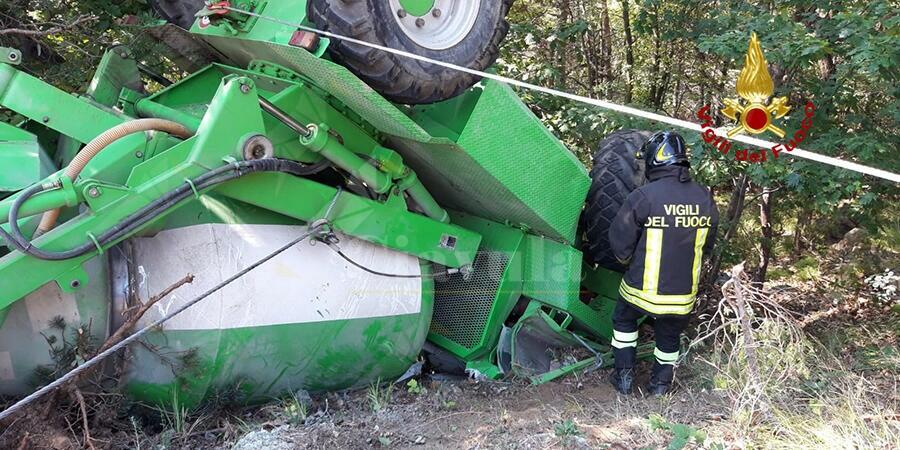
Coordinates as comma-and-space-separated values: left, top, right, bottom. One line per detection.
610, 298, 690, 383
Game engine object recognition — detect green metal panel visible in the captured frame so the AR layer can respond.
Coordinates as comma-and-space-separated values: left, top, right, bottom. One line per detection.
428, 212, 524, 360
124, 260, 434, 407
215, 173, 480, 267
428, 213, 617, 366
521, 235, 615, 341
0, 64, 125, 145
0, 256, 110, 395
452, 81, 590, 242
196, 25, 590, 242
125, 313, 429, 406
85, 46, 142, 107
0, 122, 55, 193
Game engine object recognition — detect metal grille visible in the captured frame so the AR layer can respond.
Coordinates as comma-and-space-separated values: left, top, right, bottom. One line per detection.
430, 251, 509, 350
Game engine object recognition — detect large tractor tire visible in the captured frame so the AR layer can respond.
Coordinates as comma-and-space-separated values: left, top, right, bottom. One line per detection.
308, 0, 513, 104
581, 130, 653, 272
149, 0, 206, 29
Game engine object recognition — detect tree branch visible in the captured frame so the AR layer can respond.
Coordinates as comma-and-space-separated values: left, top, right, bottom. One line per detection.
0, 14, 97, 37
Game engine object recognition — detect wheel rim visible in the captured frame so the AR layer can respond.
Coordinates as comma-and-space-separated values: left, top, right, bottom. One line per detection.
388, 0, 481, 50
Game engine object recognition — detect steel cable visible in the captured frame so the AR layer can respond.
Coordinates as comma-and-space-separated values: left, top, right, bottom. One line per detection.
0, 225, 321, 422
224, 5, 899, 184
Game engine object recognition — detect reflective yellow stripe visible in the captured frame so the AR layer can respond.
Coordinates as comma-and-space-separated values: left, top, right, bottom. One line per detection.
643, 228, 664, 294
619, 282, 695, 316
613, 330, 639, 342
612, 330, 639, 349
654, 347, 679, 365
621, 282, 695, 304
691, 228, 709, 294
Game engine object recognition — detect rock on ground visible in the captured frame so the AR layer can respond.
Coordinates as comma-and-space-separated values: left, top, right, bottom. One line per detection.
231, 426, 294, 450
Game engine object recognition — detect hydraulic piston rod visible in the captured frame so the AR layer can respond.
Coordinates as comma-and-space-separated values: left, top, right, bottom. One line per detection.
259, 97, 311, 138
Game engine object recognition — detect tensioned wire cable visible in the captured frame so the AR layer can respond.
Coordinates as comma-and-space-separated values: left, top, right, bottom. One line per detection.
224, 5, 900, 184
0, 225, 321, 422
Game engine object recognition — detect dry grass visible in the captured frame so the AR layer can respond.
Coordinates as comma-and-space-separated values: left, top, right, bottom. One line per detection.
688, 264, 900, 449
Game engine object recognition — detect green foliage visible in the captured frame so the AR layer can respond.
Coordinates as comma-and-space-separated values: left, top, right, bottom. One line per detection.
553, 418, 582, 439
367, 379, 393, 412
793, 256, 821, 281
166, 389, 188, 434
504, 0, 899, 276
0, 1, 182, 92
647, 413, 707, 450
405, 378, 423, 395
767, 267, 791, 281
283, 390, 310, 425
31, 316, 99, 386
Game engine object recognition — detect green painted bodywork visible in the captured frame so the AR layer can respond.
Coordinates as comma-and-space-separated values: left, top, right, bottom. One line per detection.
398, 0, 436, 17
125, 261, 434, 407
0, 122, 55, 193
193, 5, 591, 243
0, 1, 621, 405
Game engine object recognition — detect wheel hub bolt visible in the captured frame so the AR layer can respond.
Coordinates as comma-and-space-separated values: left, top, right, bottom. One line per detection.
397, 9, 407, 18
432, 8, 441, 18
415, 17, 425, 27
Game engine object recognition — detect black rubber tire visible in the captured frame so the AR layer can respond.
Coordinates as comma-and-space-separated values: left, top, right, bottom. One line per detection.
581, 130, 654, 272
308, 0, 513, 104
149, 0, 206, 29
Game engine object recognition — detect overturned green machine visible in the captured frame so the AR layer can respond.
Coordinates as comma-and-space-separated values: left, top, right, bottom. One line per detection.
0, 0, 639, 406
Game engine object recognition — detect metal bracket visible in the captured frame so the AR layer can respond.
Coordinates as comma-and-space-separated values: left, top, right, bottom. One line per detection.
0, 48, 22, 66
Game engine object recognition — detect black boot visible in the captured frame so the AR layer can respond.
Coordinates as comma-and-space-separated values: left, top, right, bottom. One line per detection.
609, 368, 634, 394
646, 362, 674, 396
610, 344, 637, 394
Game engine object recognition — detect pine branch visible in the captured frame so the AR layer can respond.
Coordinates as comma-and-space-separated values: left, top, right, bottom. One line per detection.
0, 14, 97, 37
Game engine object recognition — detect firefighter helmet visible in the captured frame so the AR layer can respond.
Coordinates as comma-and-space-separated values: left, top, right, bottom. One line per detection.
640, 131, 689, 172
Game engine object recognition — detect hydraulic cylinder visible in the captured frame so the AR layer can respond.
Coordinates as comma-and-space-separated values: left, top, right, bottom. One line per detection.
299, 123, 392, 194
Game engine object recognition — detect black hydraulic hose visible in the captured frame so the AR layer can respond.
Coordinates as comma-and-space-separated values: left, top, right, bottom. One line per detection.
1, 183, 49, 252
1, 159, 329, 261
4, 165, 242, 260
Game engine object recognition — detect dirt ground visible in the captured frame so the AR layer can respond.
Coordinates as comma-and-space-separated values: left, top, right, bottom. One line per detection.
1, 260, 896, 449
185, 361, 731, 450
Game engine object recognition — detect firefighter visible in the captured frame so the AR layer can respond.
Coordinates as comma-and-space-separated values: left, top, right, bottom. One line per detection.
607, 130, 719, 396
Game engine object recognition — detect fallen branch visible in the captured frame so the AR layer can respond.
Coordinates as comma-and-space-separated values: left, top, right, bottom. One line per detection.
100, 275, 195, 356
0, 275, 193, 436
14, 432, 28, 450
63, 274, 195, 389
728, 263, 761, 390
71, 388, 96, 450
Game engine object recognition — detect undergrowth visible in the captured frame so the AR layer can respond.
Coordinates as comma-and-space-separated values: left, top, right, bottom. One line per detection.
690, 267, 899, 448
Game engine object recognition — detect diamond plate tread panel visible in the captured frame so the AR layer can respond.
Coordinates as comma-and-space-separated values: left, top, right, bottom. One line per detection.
430, 251, 510, 350
201, 37, 588, 241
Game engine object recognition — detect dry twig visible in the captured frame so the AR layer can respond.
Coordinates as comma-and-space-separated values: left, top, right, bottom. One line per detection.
0, 14, 98, 36
71, 388, 96, 450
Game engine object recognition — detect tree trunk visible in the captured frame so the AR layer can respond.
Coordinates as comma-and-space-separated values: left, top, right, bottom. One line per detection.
650, 33, 662, 108
598, 0, 612, 95
578, 0, 597, 93
706, 173, 749, 283
755, 188, 775, 282
621, 0, 635, 103
555, 0, 571, 88
792, 208, 808, 258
